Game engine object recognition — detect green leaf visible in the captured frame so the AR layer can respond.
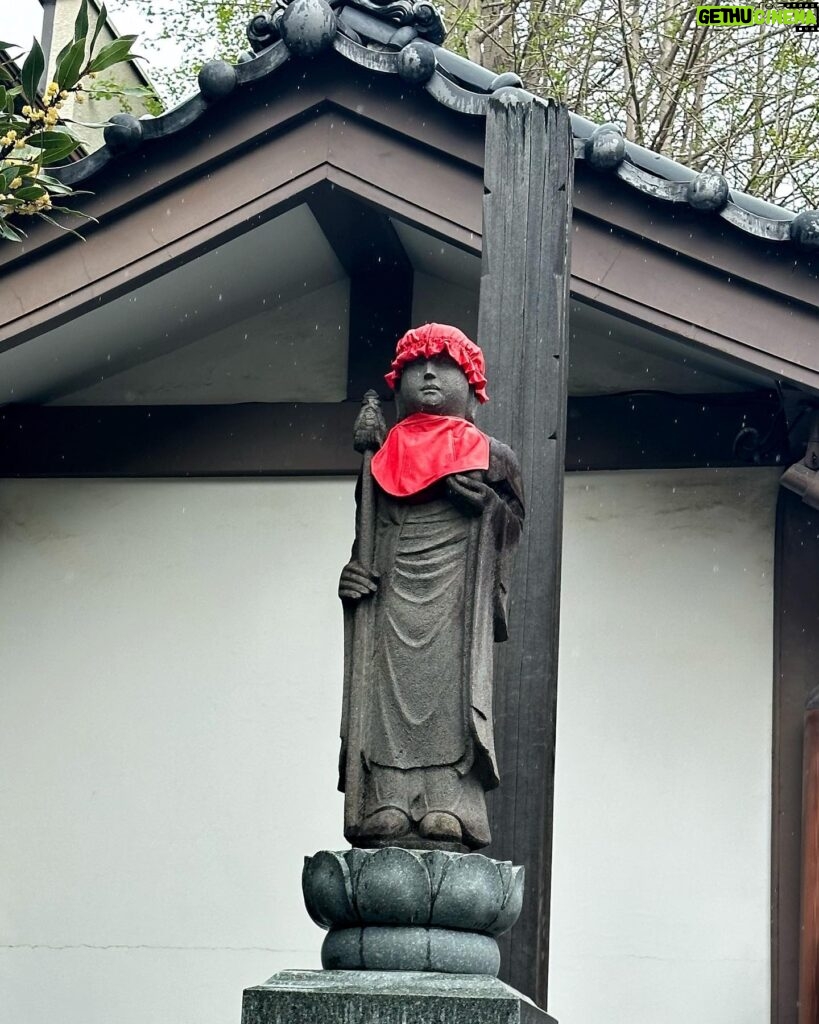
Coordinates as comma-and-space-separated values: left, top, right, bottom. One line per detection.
27, 130, 81, 164
34, 172, 73, 195
20, 39, 45, 105
0, 87, 6, 113
53, 35, 74, 72
74, 0, 89, 42
0, 217, 24, 242
90, 4, 108, 54
14, 185, 46, 201
0, 165, 34, 190
0, 166, 18, 190
56, 38, 87, 92
50, 205, 97, 223
86, 36, 138, 75
37, 210, 85, 240
60, 117, 114, 128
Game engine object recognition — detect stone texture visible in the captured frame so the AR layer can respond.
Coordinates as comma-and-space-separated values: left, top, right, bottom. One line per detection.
242, 970, 557, 1023
322, 925, 500, 975
302, 848, 524, 974
304, 849, 523, 934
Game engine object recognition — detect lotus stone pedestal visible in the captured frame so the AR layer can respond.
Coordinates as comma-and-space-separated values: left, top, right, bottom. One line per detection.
302, 847, 524, 975
240, 849, 556, 1022
242, 970, 556, 1023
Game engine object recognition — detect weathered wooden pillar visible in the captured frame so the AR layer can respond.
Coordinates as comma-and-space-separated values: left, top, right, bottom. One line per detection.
477, 90, 573, 1006
774, 450, 819, 1023
799, 689, 819, 1024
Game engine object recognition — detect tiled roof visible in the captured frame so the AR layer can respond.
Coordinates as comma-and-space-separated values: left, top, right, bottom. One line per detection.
50, 0, 819, 251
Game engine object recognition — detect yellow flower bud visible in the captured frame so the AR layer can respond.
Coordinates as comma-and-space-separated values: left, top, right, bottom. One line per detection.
9, 177, 22, 189
21, 104, 31, 116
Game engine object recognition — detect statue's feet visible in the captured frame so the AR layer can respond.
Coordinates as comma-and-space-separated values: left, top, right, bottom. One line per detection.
419, 811, 463, 844
358, 808, 412, 843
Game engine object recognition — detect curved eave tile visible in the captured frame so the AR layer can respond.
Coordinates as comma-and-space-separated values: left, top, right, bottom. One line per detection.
43, 6, 817, 252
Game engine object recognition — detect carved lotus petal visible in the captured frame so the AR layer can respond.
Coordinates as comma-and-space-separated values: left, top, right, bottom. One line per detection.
302, 851, 357, 930
431, 853, 505, 933
302, 849, 524, 937
354, 847, 431, 926
486, 863, 524, 936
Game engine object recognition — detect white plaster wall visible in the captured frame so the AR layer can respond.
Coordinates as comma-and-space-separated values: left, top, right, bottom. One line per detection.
0, 479, 352, 1024
0, 468, 779, 1024
549, 468, 780, 1024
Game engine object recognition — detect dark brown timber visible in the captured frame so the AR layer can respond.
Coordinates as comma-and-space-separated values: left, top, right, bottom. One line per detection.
0, 392, 787, 478
800, 690, 819, 1024
477, 92, 573, 1006
773, 488, 819, 1024
307, 185, 413, 399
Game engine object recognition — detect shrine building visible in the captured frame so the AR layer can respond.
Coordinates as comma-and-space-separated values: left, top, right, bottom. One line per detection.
2, 3, 819, 1024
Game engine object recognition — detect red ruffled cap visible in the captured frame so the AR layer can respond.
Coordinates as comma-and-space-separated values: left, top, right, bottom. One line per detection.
384, 323, 489, 403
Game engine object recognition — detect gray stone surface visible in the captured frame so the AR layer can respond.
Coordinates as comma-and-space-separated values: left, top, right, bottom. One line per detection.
303, 848, 523, 935
242, 970, 557, 1023
302, 848, 524, 974
322, 925, 500, 975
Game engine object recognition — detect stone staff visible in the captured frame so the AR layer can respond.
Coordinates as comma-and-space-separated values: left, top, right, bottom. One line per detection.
340, 389, 386, 838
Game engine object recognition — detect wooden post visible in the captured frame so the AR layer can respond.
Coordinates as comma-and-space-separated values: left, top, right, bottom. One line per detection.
773, 488, 819, 1024
800, 689, 819, 1024
477, 89, 573, 1006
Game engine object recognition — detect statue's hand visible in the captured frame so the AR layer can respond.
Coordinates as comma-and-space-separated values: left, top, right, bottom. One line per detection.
339, 560, 379, 602
446, 472, 494, 516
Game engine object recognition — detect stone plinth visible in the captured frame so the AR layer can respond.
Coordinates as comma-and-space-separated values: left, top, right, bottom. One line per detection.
302, 848, 524, 975
242, 970, 557, 1024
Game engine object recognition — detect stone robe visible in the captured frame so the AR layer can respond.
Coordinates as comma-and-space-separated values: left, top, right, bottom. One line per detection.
339, 436, 524, 850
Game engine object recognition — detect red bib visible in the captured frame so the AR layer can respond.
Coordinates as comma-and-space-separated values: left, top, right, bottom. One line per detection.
371, 413, 490, 498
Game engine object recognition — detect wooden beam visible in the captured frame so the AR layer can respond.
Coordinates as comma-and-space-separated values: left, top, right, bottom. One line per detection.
567, 390, 788, 470
307, 184, 413, 399
0, 403, 367, 477
476, 91, 573, 1006
0, 392, 787, 478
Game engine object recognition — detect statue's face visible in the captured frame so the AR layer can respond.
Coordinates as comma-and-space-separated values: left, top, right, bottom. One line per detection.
396, 354, 474, 420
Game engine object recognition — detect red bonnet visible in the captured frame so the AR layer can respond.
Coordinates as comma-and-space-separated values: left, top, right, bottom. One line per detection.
384, 323, 488, 403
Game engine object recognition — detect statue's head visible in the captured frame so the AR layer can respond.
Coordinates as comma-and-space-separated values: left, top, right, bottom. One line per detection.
385, 323, 488, 422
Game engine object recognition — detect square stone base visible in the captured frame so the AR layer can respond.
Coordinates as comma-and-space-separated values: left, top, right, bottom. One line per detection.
242, 970, 557, 1023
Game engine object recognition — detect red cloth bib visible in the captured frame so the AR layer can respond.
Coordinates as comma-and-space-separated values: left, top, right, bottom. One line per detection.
371, 413, 490, 498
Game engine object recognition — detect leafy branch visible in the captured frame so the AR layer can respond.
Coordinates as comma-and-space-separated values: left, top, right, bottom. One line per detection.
0, 0, 141, 242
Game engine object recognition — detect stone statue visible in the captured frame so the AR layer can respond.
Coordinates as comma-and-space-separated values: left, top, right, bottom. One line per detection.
338, 323, 524, 852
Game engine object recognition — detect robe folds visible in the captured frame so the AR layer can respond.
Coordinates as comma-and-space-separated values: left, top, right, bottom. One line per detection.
338, 435, 524, 849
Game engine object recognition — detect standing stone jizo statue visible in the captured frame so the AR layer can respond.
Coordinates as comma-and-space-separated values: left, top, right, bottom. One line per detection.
338, 323, 525, 851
